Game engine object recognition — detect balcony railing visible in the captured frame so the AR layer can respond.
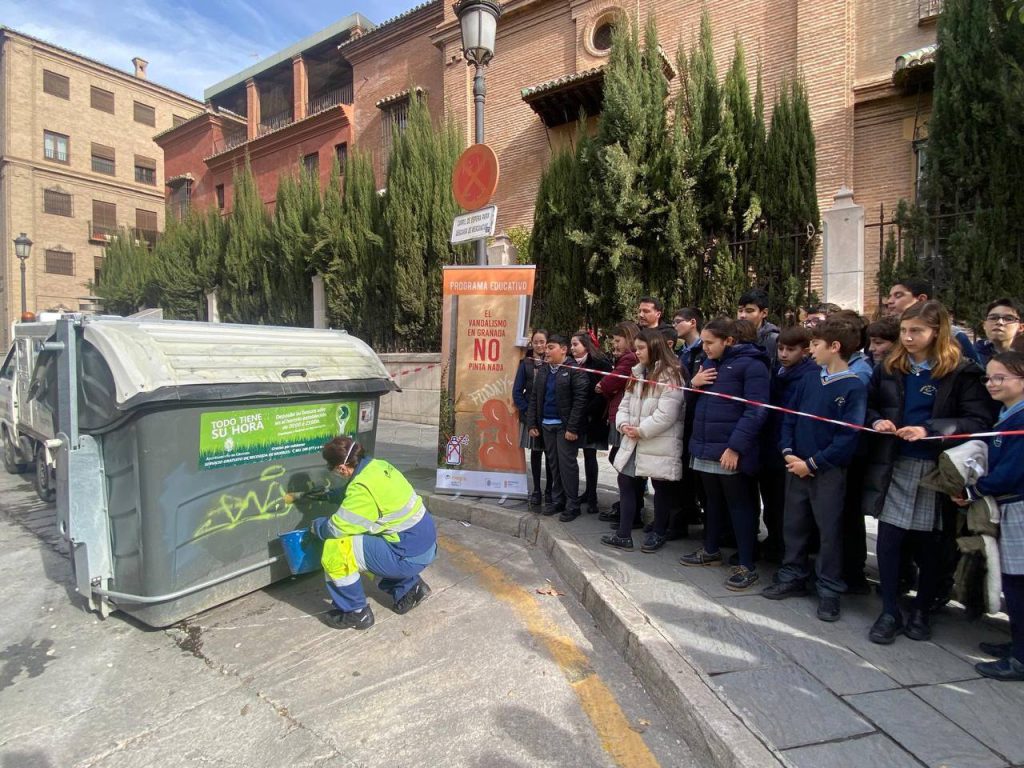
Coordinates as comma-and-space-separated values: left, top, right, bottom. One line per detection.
209, 130, 249, 156
88, 221, 116, 243
919, 0, 943, 21
257, 109, 294, 137
307, 85, 353, 117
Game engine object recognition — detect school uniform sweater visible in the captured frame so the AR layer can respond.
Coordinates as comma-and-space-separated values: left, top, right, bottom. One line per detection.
976, 402, 1024, 504
780, 369, 867, 471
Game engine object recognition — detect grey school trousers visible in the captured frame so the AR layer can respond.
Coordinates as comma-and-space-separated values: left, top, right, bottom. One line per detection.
777, 466, 848, 598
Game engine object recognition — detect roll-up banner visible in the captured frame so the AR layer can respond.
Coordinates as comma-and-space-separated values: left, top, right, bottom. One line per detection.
436, 265, 536, 499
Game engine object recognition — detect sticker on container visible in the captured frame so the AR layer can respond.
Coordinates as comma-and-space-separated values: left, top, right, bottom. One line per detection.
358, 401, 375, 433
199, 401, 357, 470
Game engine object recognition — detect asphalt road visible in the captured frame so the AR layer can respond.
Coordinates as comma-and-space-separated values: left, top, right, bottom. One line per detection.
0, 469, 695, 768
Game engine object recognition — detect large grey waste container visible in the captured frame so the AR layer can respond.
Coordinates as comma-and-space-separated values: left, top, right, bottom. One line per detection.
41, 316, 395, 627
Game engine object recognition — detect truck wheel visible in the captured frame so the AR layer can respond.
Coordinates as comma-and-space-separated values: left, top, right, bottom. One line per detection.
3, 434, 28, 475
33, 443, 55, 503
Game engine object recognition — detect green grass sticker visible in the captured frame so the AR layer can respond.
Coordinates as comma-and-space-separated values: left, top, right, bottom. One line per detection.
199, 402, 357, 470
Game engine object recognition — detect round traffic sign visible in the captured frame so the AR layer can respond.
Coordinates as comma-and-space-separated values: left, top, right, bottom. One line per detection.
452, 143, 500, 211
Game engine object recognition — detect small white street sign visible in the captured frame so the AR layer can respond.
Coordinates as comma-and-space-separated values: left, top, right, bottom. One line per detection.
451, 205, 498, 244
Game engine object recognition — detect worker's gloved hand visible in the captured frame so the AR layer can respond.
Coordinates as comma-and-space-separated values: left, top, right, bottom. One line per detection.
309, 517, 326, 539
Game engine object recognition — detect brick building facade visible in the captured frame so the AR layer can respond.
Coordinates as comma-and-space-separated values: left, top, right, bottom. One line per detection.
158, 0, 941, 313
0, 28, 203, 345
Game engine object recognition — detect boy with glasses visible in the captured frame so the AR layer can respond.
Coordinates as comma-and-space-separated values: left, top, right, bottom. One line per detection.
976, 298, 1022, 367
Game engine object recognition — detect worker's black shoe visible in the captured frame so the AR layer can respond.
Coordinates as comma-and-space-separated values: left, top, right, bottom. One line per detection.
326, 605, 375, 630
394, 578, 432, 615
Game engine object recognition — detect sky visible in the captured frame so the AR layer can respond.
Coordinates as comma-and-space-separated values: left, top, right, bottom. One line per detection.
4, 0, 424, 100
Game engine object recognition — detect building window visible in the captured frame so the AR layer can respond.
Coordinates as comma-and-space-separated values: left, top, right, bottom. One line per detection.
914, 139, 928, 202
44, 249, 75, 276
134, 155, 157, 185
94, 252, 106, 285
43, 131, 69, 163
91, 200, 117, 241
169, 179, 192, 219
303, 152, 320, 176
91, 143, 116, 176
593, 21, 615, 52
335, 142, 348, 170
90, 86, 115, 114
44, 189, 73, 217
381, 99, 412, 158
172, 114, 188, 128
43, 70, 69, 99
134, 101, 156, 127
135, 209, 158, 248
216, 184, 225, 210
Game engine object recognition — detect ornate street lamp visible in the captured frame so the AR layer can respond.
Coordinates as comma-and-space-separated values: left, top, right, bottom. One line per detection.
13, 233, 32, 319
454, 0, 501, 265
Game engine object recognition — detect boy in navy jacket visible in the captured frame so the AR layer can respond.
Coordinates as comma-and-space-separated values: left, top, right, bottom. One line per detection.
762, 318, 868, 622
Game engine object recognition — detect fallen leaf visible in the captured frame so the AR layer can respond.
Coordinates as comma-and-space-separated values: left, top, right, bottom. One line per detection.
629, 718, 650, 734
535, 586, 564, 597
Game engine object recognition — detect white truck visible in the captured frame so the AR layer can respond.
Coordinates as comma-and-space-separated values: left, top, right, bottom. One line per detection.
0, 315, 61, 501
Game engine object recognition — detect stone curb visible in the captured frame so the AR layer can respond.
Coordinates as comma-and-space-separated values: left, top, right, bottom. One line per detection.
424, 492, 789, 768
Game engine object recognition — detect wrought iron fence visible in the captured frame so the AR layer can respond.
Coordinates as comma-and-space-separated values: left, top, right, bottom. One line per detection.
307, 85, 353, 117
257, 110, 294, 137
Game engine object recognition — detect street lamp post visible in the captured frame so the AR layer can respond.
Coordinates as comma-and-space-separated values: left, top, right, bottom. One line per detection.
13, 233, 32, 319
454, 0, 501, 266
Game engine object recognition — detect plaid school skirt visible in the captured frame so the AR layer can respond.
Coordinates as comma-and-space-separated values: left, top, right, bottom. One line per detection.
878, 456, 942, 532
1001, 500, 1024, 575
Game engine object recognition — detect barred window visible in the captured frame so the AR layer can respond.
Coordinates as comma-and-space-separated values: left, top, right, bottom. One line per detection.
335, 142, 348, 170
381, 99, 411, 158
91, 143, 116, 176
91, 86, 115, 114
43, 131, 69, 163
133, 101, 156, 126
44, 189, 73, 217
134, 154, 156, 185
44, 249, 75, 276
302, 152, 319, 176
169, 179, 192, 219
43, 70, 69, 99
215, 184, 225, 210
92, 200, 117, 239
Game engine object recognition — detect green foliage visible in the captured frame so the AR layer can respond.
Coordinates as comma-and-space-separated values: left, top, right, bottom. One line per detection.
268, 166, 321, 327
505, 226, 532, 265
383, 94, 467, 346
889, 0, 1024, 325
221, 162, 274, 323
93, 229, 155, 315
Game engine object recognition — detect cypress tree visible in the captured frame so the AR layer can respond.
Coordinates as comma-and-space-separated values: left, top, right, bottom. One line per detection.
93, 228, 155, 315
580, 15, 672, 326
315, 153, 385, 342
269, 165, 321, 326
221, 162, 274, 323
917, 0, 1024, 323
724, 40, 762, 236
383, 94, 466, 348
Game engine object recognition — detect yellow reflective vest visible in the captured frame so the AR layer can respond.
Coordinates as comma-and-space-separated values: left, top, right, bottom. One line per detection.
320, 459, 426, 585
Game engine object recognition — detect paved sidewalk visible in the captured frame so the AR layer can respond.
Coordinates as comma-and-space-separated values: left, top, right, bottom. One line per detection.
377, 420, 1024, 768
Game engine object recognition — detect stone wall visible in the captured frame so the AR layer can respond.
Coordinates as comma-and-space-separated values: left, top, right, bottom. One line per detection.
376, 352, 442, 426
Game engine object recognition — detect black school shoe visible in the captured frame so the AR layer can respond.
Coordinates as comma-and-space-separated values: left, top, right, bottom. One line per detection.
817, 596, 841, 623
394, 578, 432, 615
325, 605, 375, 630
601, 534, 634, 551
640, 533, 667, 553
559, 509, 580, 522
975, 657, 1024, 682
761, 580, 809, 600
542, 504, 565, 517
903, 608, 932, 641
868, 612, 904, 644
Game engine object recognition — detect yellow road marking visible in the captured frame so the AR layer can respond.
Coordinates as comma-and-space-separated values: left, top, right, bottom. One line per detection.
440, 536, 661, 768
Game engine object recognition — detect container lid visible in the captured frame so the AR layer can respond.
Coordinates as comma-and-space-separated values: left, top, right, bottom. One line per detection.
80, 318, 396, 408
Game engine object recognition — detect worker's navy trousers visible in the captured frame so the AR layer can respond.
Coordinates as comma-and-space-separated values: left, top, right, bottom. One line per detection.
326, 534, 437, 612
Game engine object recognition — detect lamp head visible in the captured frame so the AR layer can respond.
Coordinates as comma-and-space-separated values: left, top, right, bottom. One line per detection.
454, 0, 501, 66
13, 233, 32, 261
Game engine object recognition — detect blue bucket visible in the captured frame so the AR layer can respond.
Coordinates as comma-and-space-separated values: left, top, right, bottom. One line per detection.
278, 529, 324, 575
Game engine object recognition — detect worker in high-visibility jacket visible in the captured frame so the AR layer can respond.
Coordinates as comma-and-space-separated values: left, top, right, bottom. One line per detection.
309, 435, 437, 630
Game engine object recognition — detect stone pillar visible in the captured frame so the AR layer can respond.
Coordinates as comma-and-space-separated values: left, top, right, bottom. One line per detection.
487, 234, 512, 265
822, 186, 865, 313
245, 78, 261, 140
206, 291, 221, 323
292, 55, 308, 121
312, 275, 327, 329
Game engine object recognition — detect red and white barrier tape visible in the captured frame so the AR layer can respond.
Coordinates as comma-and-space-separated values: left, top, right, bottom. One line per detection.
555, 362, 1023, 442
387, 362, 442, 380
